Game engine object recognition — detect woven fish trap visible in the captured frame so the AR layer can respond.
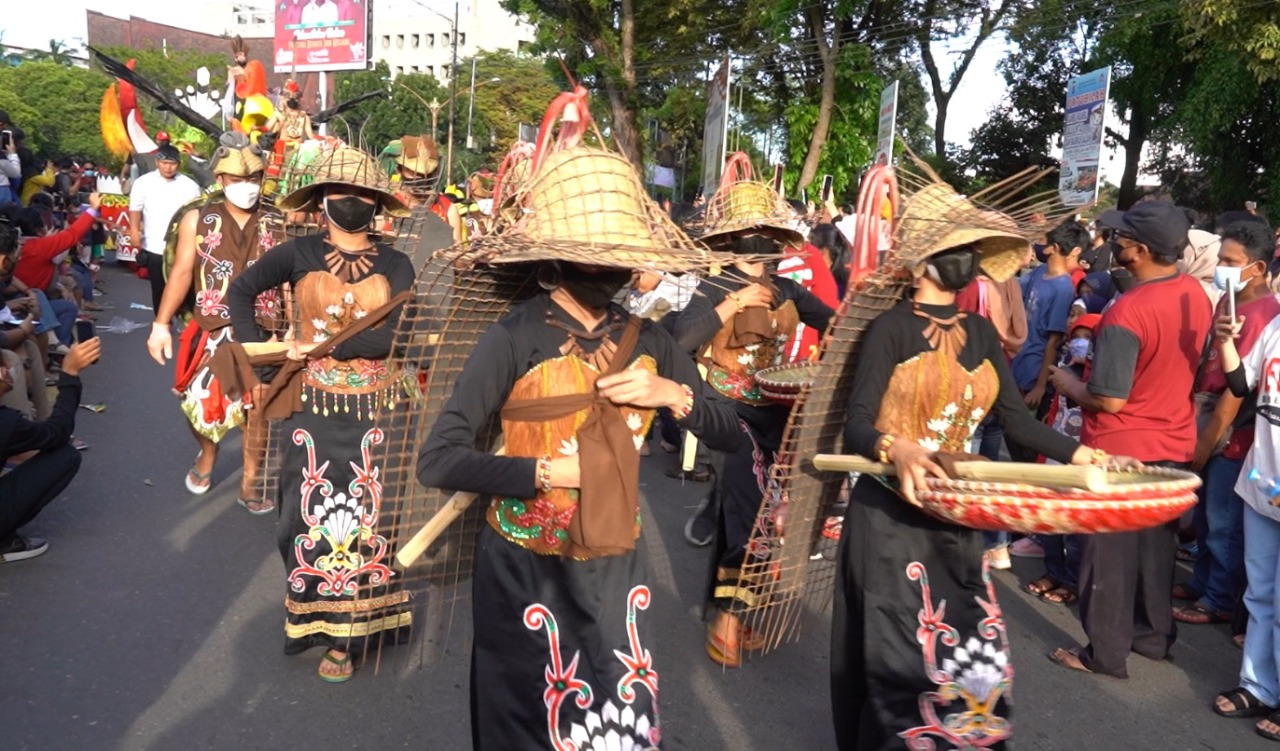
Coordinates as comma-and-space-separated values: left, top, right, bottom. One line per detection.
734, 161, 1091, 655
690, 152, 802, 250
916, 467, 1201, 535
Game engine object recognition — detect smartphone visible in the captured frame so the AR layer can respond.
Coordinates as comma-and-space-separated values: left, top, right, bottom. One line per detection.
51, 211, 66, 226
76, 191, 91, 206
0, 130, 10, 150
800, 188, 807, 206
74, 319, 95, 344
772, 164, 784, 195
821, 174, 834, 203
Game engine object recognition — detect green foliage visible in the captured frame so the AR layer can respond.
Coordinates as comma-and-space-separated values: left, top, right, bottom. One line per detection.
1184, 0, 1280, 83
0, 62, 110, 163
461, 50, 562, 162
331, 61, 446, 151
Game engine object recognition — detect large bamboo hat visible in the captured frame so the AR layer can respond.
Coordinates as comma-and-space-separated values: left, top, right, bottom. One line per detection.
895, 182, 1030, 283
695, 153, 804, 250
464, 88, 725, 273
279, 144, 411, 217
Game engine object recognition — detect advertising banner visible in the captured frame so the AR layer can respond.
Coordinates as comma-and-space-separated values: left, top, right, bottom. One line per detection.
99, 193, 138, 263
701, 59, 731, 199
274, 0, 370, 73
873, 80, 899, 166
1059, 66, 1112, 206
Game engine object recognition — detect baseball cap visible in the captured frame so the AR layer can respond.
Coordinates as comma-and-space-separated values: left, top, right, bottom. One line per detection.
1097, 200, 1190, 260
155, 144, 181, 163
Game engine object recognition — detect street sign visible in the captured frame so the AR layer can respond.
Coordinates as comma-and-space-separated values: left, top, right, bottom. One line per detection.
1059, 66, 1112, 206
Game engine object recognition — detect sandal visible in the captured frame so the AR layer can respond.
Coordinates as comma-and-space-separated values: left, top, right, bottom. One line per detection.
1023, 576, 1056, 597
1173, 601, 1232, 625
237, 496, 276, 516
705, 623, 742, 668
1258, 710, 1280, 742
185, 466, 212, 495
1048, 647, 1094, 674
1214, 687, 1272, 718
1171, 583, 1200, 601
318, 650, 353, 683
1039, 587, 1078, 607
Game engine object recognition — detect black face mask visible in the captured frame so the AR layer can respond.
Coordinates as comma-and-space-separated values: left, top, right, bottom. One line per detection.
927, 247, 979, 291
1111, 267, 1135, 294
731, 233, 778, 256
560, 264, 632, 310
287, 98, 299, 109
324, 196, 377, 232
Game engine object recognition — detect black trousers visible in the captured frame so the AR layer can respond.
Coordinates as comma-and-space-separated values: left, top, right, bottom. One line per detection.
0, 445, 81, 542
1005, 394, 1053, 463
142, 252, 165, 313
1076, 461, 1185, 677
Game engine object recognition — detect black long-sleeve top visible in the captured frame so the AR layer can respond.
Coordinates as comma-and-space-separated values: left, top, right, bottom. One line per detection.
227, 234, 415, 361
674, 269, 835, 355
0, 373, 80, 459
418, 293, 743, 500
844, 301, 1079, 463
1225, 362, 1251, 399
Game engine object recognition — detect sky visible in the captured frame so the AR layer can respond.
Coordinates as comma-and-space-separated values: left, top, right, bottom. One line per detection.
2, 2, 1126, 182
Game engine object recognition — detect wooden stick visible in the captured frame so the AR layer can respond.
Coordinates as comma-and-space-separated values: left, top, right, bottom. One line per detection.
681, 358, 710, 473
395, 446, 505, 568
811, 454, 1109, 492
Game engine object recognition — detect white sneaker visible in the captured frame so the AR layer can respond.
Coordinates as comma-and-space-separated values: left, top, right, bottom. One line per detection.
0, 535, 49, 563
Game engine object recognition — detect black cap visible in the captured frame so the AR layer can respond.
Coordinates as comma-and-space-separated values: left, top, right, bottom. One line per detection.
154, 144, 181, 163
1097, 200, 1189, 260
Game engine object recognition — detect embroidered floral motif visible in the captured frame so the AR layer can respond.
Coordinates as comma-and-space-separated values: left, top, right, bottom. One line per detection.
920, 395, 986, 454
287, 428, 395, 598
305, 357, 390, 390
525, 585, 660, 751
195, 288, 228, 319
899, 561, 1012, 750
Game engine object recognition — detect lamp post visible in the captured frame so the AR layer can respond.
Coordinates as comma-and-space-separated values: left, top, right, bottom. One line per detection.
395, 80, 499, 145
466, 72, 501, 150
404, 0, 460, 183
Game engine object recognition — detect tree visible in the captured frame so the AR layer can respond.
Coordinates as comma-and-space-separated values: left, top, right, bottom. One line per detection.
459, 50, 562, 160
1184, 0, 1280, 83
23, 39, 76, 66
332, 61, 446, 152
0, 62, 111, 163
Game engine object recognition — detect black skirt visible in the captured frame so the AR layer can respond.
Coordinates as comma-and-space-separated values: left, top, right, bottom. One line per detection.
276, 406, 411, 656
471, 524, 661, 750
831, 476, 1012, 750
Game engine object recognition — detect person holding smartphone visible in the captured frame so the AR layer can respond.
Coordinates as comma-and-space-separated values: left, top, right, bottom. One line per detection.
0, 120, 19, 205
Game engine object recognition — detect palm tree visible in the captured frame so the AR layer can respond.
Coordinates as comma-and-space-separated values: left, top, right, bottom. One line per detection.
24, 39, 74, 66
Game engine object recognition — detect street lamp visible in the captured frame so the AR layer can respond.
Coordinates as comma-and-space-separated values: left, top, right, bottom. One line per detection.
466, 73, 502, 150
404, 0, 461, 184
394, 79, 499, 145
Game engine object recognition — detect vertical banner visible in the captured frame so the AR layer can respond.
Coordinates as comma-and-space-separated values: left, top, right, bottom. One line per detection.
701, 58, 731, 199
274, 0, 370, 73
1059, 66, 1112, 206
873, 80, 899, 166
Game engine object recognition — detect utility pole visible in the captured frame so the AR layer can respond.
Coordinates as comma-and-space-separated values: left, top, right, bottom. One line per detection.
444, 0, 459, 185
465, 57, 477, 149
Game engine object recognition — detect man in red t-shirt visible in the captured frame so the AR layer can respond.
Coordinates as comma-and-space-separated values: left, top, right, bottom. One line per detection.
1045, 200, 1212, 678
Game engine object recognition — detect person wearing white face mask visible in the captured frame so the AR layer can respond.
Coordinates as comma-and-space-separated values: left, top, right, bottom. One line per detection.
146, 145, 287, 510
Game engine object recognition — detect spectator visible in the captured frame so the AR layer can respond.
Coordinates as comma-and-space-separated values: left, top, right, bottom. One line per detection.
1181, 228, 1224, 309
19, 153, 55, 207
11, 203, 95, 348
1046, 200, 1212, 678
0, 336, 98, 563
0, 121, 18, 205
0, 220, 50, 419
778, 223, 842, 363
1008, 219, 1089, 460
1176, 221, 1280, 627
834, 202, 857, 246
129, 145, 201, 311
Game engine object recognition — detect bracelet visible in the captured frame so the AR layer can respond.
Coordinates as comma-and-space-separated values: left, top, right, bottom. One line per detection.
536, 455, 553, 493
672, 383, 695, 420
877, 434, 896, 464
728, 292, 745, 312
1088, 447, 1108, 466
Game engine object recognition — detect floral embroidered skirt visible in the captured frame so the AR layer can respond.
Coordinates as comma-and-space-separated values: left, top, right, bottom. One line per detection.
471, 524, 661, 750
276, 405, 411, 656
831, 476, 1012, 751
176, 324, 243, 443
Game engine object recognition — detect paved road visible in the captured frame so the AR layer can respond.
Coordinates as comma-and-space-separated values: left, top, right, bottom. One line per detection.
0, 263, 1273, 750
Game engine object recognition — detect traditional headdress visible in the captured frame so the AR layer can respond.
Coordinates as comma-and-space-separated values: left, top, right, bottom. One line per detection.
278, 144, 410, 217
695, 152, 804, 250
394, 135, 440, 177
895, 183, 1029, 283
212, 144, 265, 177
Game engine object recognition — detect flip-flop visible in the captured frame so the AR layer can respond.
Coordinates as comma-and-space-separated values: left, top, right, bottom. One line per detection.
1173, 602, 1232, 625
237, 497, 275, 516
1039, 587, 1078, 607
1258, 710, 1280, 742
1023, 576, 1056, 597
705, 623, 742, 669
185, 467, 212, 495
318, 650, 353, 683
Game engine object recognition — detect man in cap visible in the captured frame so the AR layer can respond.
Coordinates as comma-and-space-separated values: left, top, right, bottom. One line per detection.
129, 144, 202, 311
1047, 200, 1212, 677
145, 145, 283, 510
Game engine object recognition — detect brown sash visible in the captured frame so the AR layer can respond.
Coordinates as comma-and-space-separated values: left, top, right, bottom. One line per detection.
500, 317, 643, 559
728, 274, 778, 348
210, 290, 412, 420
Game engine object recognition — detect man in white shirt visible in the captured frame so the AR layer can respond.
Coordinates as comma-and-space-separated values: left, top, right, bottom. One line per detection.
834, 202, 857, 246
301, 0, 340, 26
129, 145, 201, 311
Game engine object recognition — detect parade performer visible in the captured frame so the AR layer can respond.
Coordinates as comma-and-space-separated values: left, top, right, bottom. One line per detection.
833, 183, 1131, 750
227, 145, 415, 682
266, 79, 313, 172
673, 154, 834, 667
146, 144, 284, 509
416, 89, 741, 748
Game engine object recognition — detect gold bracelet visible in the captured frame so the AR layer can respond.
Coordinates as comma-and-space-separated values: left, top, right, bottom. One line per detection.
728, 292, 745, 312
1089, 447, 1108, 466
877, 434, 896, 464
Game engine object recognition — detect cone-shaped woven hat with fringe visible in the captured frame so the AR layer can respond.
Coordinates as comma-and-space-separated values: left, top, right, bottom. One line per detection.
279, 143, 411, 217
464, 87, 722, 273
695, 153, 804, 250
895, 182, 1029, 283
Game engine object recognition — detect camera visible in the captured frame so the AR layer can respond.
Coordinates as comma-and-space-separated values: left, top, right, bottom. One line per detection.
76, 191, 90, 206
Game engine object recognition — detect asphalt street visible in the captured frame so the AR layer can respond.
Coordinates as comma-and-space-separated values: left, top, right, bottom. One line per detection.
0, 262, 1274, 750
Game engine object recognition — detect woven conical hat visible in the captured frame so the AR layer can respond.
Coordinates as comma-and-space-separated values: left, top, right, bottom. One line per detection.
280, 144, 410, 217
696, 154, 804, 249
895, 183, 1028, 283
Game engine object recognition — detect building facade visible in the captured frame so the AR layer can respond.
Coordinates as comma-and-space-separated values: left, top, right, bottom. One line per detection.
370, 0, 535, 81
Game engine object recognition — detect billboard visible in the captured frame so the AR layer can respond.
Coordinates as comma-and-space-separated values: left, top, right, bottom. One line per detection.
274, 0, 370, 73
1058, 66, 1112, 206
873, 80, 899, 166
701, 59, 731, 199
